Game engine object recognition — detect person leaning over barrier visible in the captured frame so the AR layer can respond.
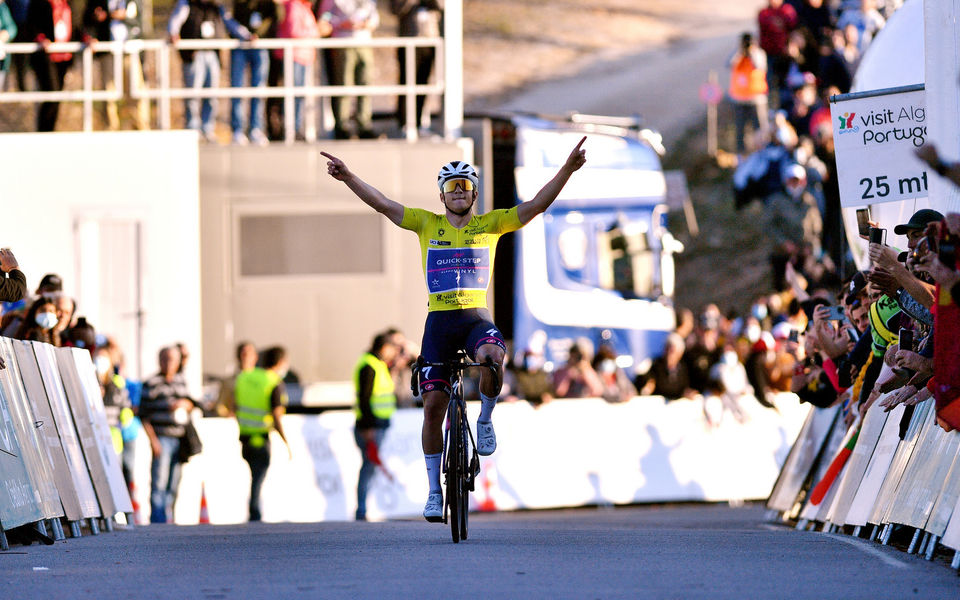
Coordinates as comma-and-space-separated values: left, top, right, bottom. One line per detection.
0, 248, 26, 303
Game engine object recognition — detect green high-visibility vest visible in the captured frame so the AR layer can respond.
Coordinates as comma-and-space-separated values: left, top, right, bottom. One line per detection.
235, 368, 282, 436
353, 353, 396, 421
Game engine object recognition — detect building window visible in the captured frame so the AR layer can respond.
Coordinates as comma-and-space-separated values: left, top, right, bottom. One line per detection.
239, 214, 383, 276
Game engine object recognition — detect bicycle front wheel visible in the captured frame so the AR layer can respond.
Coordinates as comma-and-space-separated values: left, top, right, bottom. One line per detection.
458, 415, 469, 541
448, 401, 463, 543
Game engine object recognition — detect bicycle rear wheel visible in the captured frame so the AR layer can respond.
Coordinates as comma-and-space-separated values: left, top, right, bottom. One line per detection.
448, 401, 463, 543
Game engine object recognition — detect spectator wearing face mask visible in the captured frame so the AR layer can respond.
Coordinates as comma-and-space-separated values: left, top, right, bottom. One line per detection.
16, 296, 61, 345
592, 343, 636, 403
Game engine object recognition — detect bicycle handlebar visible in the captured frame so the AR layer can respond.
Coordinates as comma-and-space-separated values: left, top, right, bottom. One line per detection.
412, 354, 501, 394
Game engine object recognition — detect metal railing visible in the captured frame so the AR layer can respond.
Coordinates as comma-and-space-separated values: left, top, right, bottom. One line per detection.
0, 35, 447, 143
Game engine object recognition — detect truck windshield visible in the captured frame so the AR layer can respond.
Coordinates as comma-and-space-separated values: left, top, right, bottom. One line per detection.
546, 209, 660, 300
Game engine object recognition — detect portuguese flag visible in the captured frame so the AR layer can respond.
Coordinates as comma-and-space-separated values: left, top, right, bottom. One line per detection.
810, 426, 860, 506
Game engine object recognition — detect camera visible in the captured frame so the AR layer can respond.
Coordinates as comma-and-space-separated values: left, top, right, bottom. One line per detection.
824, 305, 845, 321
856, 208, 871, 237
893, 327, 914, 377
927, 227, 958, 268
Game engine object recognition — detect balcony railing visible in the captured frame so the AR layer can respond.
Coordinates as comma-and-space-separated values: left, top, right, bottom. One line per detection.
0, 35, 449, 143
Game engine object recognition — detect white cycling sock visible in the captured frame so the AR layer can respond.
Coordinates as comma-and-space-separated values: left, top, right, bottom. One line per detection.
425, 452, 442, 494
479, 393, 497, 422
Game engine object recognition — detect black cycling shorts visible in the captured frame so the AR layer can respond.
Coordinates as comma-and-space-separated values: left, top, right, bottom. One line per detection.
416, 307, 506, 396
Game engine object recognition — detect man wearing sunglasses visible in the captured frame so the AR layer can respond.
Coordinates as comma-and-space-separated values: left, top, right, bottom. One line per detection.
321, 137, 586, 521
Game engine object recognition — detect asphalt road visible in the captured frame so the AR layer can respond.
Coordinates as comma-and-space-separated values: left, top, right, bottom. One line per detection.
3, 504, 958, 599
493, 32, 740, 143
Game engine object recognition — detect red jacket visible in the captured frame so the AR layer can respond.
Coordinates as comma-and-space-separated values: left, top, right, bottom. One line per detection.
757, 4, 797, 57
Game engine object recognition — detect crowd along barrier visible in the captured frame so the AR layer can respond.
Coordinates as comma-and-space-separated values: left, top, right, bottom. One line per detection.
767, 364, 960, 571
126, 392, 811, 526
0, 338, 132, 550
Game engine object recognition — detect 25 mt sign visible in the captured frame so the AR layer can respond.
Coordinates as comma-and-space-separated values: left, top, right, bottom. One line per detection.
830, 85, 928, 207
859, 172, 929, 201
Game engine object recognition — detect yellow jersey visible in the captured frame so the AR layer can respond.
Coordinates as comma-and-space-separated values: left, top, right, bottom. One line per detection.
400, 206, 523, 311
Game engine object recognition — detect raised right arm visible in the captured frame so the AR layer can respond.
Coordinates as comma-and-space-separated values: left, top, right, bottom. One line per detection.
320, 151, 405, 226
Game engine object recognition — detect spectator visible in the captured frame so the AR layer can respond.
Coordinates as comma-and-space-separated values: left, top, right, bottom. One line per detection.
26, 0, 77, 131
592, 343, 636, 403
1, 271, 62, 337
318, 0, 379, 139
51, 292, 76, 339
229, 0, 275, 145
0, 248, 26, 302
709, 343, 752, 422
94, 344, 134, 481
727, 31, 769, 156
140, 345, 195, 523
836, 0, 885, 53
512, 347, 554, 407
391, 0, 442, 136
552, 340, 604, 398
0, 0, 17, 92
637, 332, 696, 399
15, 295, 61, 345
64, 315, 96, 350
757, 0, 797, 105
352, 332, 398, 521
82, 0, 149, 130
234, 345, 291, 521
6, 0, 29, 92
384, 326, 417, 408
273, 0, 321, 141
684, 313, 723, 396
168, 0, 252, 143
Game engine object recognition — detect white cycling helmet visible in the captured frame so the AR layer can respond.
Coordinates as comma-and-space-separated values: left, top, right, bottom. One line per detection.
437, 160, 479, 191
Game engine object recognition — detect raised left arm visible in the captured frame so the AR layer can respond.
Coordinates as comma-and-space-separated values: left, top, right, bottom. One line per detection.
517, 136, 586, 225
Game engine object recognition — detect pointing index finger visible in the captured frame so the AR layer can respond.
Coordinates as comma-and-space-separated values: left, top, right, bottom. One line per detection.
574, 136, 586, 151
319, 151, 338, 162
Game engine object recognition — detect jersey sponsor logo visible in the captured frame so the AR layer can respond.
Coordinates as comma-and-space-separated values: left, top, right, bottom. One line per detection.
429, 239, 452, 246
426, 247, 491, 293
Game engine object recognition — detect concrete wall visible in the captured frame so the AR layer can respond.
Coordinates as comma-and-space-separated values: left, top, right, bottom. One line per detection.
199, 139, 474, 387
0, 131, 202, 389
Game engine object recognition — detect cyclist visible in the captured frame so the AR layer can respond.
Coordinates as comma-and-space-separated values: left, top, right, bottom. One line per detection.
320, 137, 587, 521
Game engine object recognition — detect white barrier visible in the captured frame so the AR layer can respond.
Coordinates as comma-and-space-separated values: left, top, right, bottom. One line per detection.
768, 391, 960, 567
148, 393, 810, 524
0, 338, 136, 547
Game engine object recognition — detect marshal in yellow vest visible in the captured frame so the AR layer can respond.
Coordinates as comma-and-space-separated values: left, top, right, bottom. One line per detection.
353, 353, 397, 421
235, 368, 285, 437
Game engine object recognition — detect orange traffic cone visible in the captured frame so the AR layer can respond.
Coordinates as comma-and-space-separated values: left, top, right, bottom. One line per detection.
127, 480, 141, 525
198, 483, 210, 524
478, 463, 498, 513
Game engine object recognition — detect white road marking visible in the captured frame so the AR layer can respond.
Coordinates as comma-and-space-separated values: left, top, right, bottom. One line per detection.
760, 523, 909, 569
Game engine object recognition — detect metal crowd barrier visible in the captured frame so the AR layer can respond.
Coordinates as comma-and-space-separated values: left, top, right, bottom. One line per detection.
767, 366, 960, 571
0, 36, 446, 144
0, 337, 132, 549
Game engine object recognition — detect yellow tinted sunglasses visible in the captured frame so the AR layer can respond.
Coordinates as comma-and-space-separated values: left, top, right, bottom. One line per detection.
441, 178, 475, 193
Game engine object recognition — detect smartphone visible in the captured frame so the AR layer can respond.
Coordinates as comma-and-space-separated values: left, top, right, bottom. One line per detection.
824, 305, 845, 321
869, 226, 885, 245
898, 328, 914, 352
787, 329, 800, 343
856, 208, 871, 237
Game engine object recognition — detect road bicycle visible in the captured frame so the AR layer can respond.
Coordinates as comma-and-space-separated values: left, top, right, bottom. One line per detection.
415, 352, 499, 543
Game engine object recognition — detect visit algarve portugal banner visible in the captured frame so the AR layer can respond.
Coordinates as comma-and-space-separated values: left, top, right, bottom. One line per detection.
830, 85, 929, 207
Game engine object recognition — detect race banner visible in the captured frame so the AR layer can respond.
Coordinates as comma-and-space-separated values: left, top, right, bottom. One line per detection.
830, 84, 928, 207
